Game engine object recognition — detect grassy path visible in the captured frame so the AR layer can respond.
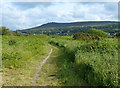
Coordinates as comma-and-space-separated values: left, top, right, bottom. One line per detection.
31, 46, 60, 86
3, 45, 51, 86
34, 45, 85, 86
32, 48, 53, 83
3, 45, 61, 86
3, 45, 85, 86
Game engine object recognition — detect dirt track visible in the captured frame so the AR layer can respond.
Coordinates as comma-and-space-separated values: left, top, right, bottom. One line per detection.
32, 48, 53, 83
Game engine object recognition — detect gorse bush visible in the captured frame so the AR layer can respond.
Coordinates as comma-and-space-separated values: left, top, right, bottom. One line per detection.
73, 29, 110, 40
73, 32, 100, 40
88, 28, 110, 38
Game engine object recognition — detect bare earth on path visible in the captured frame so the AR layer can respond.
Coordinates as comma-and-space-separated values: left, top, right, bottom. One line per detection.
32, 48, 53, 83
31, 47, 61, 86
3, 46, 85, 86
3, 46, 61, 86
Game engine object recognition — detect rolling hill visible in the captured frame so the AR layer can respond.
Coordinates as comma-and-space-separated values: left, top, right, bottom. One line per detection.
19, 21, 119, 35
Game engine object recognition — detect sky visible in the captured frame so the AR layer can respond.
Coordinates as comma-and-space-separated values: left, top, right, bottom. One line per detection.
0, 2, 118, 30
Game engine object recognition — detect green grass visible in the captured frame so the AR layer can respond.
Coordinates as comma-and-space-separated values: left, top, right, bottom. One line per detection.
75, 38, 118, 86
2, 35, 119, 86
2, 35, 53, 86
2, 35, 51, 68
50, 36, 119, 86
56, 48, 86, 86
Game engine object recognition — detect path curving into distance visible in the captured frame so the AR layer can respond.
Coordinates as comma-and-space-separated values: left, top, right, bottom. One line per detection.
32, 48, 53, 83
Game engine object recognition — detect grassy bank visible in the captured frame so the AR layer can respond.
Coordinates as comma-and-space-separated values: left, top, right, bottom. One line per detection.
50, 36, 118, 86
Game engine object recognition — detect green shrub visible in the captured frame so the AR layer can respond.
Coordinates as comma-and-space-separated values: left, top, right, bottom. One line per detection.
50, 36, 118, 86
75, 39, 118, 86
0, 27, 13, 35
88, 28, 110, 38
75, 51, 118, 86
73, 32, 100, 40
8, 40, 16, 45
115, 32, 120, 38
14, 31, 23, 36
79, 40, 118, 54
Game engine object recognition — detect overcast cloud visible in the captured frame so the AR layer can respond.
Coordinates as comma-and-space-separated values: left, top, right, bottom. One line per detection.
1, 2, 118, 30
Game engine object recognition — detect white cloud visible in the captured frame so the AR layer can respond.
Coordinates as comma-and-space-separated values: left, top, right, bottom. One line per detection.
1, 2, 118, 30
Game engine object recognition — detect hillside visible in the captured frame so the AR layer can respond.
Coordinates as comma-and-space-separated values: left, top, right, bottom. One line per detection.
19, 21, 119, 35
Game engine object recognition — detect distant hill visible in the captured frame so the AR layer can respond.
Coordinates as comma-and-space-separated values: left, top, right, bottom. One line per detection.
19, 21, 119, 35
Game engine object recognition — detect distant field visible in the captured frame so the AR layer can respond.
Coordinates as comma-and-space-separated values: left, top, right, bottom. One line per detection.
2, 34, 119, 86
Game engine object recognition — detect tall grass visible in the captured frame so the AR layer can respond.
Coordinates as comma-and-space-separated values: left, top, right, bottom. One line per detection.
2, 35, 50, 68
2, 34, 119, 86
50, 36, 118, 86
75, 39, 118, 86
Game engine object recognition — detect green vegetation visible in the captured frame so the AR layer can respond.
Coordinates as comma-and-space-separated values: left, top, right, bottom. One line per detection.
2, 35, 50, 68
14, 31, 23, 36
88, 28, 110, 38
0, 27, 14, 35
73, 29, 110, 40
50, 36, 118, 86
0, 27, 28, 36
75, 39, 118, 86
73, 32, 100, 40
2, 26, 119, 86
19, 21, 119, 35
116, 32, 120, 38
